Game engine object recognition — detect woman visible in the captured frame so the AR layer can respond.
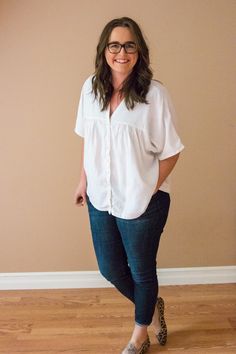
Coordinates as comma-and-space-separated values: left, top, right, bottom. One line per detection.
74, 17, 184, 354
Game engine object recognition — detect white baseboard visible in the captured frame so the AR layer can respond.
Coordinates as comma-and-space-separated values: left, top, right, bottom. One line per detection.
0, 266, 235, 290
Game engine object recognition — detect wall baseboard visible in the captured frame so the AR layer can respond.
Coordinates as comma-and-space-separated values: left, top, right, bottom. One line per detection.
0, 266, 235, 290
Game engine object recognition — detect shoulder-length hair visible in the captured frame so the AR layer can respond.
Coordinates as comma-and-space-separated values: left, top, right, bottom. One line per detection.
92, 17, 153, 111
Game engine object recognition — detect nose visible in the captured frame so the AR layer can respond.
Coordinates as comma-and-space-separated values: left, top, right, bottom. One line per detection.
120, 46, 127, 54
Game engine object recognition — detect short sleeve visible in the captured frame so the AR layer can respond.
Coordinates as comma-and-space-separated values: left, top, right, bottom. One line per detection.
74, 84, 85, 138
150, 85, 185, 160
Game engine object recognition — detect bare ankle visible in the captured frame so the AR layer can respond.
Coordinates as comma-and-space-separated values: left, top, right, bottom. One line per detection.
130, 324, 148, 344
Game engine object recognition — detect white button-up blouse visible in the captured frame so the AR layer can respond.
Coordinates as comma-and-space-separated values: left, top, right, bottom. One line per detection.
74, 75, 184, 219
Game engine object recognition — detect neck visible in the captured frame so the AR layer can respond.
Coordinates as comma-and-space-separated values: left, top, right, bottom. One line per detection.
111, 72, 129, 90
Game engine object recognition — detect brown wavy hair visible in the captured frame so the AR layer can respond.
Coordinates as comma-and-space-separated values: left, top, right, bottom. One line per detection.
92, 17, 153, 111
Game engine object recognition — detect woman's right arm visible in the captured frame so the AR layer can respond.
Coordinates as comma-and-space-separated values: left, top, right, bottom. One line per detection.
74, 139, 87, 206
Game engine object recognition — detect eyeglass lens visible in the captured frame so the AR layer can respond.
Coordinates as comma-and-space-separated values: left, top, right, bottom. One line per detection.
107, 42, 137, 53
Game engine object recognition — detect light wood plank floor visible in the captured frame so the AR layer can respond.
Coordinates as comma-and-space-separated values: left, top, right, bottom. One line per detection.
0, 284, 235, 353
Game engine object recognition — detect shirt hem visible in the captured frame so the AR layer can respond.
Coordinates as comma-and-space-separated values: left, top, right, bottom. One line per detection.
87, 192, 170, 220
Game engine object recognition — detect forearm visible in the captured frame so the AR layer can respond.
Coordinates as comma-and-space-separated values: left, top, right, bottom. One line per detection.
155, 153, 180, 191
79, 140, 87, 184
74, 139, 87, 206
80, 166, 87, 183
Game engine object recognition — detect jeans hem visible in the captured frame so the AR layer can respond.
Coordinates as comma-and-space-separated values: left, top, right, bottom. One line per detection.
135, 321, 151, 327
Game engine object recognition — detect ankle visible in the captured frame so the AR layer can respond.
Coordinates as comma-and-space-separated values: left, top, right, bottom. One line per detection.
130, 324, 148, 347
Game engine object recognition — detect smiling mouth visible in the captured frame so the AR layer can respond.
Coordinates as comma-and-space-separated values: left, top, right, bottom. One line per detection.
115, 59, 129, 64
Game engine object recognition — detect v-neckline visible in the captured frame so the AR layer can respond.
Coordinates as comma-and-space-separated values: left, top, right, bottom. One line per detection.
108, 98, 124, 119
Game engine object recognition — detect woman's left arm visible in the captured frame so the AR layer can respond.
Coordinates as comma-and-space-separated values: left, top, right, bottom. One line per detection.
154, 153, 181, 193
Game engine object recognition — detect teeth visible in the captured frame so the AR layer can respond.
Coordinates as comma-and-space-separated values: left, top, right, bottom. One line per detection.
115, 59, 129, 63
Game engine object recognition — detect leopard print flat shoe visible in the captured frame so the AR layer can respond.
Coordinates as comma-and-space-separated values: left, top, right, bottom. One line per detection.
121, 336, 150, 354
156, 296, 167, 345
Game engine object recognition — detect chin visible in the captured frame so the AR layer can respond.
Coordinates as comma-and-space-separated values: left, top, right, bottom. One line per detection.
112, 67, 133, 75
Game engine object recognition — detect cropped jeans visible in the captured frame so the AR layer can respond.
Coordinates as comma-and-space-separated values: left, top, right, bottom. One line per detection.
86, 190, 170, 326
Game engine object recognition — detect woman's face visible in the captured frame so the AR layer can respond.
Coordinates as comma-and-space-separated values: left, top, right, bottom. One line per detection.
105, 26, 138, 79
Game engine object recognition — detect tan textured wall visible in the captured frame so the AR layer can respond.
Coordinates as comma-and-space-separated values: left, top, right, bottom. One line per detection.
0, 0, 235, 272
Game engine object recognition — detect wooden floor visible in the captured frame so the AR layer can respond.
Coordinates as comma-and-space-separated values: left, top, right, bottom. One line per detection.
0, 284, 235, 354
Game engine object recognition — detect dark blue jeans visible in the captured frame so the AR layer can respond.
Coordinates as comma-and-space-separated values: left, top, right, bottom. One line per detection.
86, 190, 170, 326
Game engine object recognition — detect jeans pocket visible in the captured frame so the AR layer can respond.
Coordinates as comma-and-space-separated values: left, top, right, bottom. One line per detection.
155, 191, 171, 227
138, 191, 163, 219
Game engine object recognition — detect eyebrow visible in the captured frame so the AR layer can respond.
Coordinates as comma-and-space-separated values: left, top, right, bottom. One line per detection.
108, 41, 136, 44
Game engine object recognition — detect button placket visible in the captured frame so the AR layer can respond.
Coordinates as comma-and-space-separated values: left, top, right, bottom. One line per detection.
106, 110, 112, 213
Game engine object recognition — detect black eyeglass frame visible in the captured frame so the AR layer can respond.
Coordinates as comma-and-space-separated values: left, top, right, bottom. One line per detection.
106, 41, 138, 54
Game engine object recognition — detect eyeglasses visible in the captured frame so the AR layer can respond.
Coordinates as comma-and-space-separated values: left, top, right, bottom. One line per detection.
107, 41, 137, 54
